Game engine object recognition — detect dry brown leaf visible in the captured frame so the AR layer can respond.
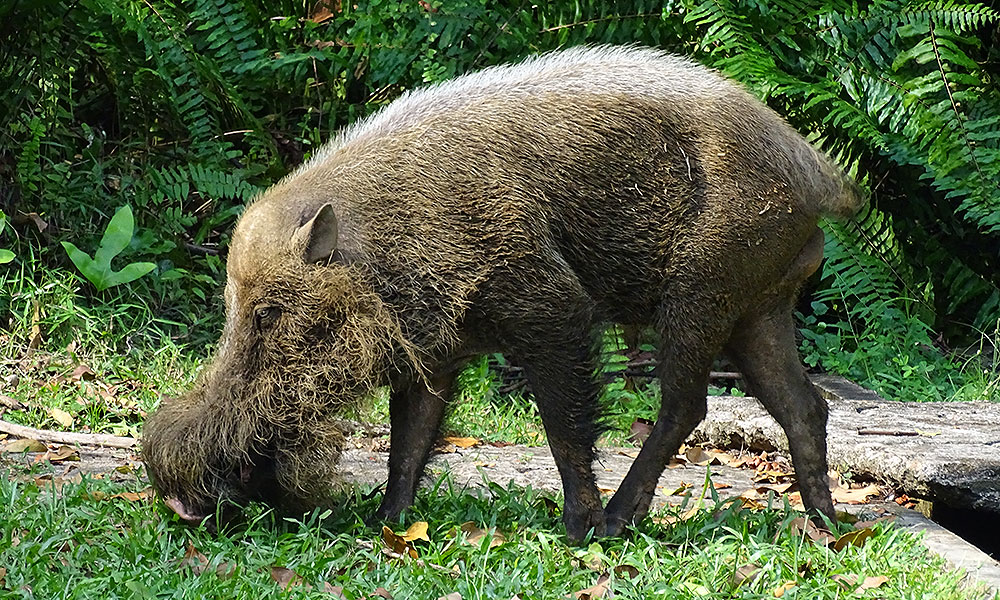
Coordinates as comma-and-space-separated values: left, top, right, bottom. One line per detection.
436, 594, 461, 600
786, 517, 835, 546
753, 469, 795, 483
772, 581, 796, 597
28, 301, 42, 352
833, 528, 875, 552
712, 482, 732, 490
832, 483, 881, 504
180, 542, 209, 573
0, 566, 5, 586
69, 364, 96, 382
710, 449, 740, 466
4, 438, 46, 453
400, 521, 430, 543
178, 542, 234, 578
442, 436, 480, 449
628, 418, 653, 444
732, 564, 761, 586
860, 575, 889, 589
684, 446, 713, 465
739, 496, 768, 510
459, 522, 506, 549
832, 574, 857, 589
371, 587, 394, 598
382, 526, 418, 559
309, 0, 342, 23
613, 565, 639, 579
110, 487, 155, 502
44, 445, 79, 462
35, 472, 82, 493
271, 566, 303, 589
573, 573, 610, 599
755, 482, 795, 496
323, 583, 347, 598
22, 212, 48, 232
49, 407, 73, 428
597, 486, 616, 494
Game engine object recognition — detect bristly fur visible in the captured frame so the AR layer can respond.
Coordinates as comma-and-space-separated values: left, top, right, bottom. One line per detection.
142, 44, 862, 535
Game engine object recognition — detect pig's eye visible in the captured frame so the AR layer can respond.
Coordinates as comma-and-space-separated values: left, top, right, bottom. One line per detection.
254, 305, 281, 329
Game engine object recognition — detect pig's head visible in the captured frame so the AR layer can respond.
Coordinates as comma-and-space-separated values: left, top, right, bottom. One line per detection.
143, 200, 413, 524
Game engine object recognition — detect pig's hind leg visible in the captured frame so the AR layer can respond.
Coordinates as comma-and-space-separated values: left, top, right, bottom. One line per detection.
725, 229, 835, 522
604, 292, 729, 536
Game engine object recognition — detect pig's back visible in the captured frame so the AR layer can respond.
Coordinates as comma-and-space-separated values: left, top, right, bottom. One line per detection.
283, 46, 854, 325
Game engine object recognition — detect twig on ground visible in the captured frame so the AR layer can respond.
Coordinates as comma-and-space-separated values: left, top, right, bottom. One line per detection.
0, 419, 138, 448
0, 394, 24, 410
183, 241, 220, 256
857, 429, 920, 437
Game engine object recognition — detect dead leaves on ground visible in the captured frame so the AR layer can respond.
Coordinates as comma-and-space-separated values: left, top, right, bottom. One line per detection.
381, 526, 420, 559
571, 564, 641, 599
2, 439, 81, 465
455, 522, 506, 549
832, 574, 890, 591
780, 514, 895, 554
662, 443, 888, 515
2, 438, 47, 453
180, 542, 236, 579
0, 352, 150, 429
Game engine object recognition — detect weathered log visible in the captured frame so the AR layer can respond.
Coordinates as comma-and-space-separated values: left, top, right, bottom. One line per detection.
690, 374, 1000, 514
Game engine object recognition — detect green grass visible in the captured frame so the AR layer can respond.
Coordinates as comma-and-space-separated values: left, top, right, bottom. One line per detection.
1, 467, 992, 600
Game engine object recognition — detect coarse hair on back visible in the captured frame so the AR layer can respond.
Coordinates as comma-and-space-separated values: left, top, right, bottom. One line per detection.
292, 45, 733, 181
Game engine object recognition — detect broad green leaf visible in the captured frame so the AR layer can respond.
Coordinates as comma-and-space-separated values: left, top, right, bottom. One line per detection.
0, 249, 13, 264
107, 261, 156, 287
60, 206, 155, 291
94, 205, 136, 267
61, 241, 109, 291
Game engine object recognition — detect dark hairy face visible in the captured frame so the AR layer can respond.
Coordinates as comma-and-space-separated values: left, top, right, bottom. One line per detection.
142, 258, 410, 524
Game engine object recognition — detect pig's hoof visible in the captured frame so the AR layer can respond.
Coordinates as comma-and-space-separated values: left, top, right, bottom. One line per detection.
604, 514, 632, 538
368, 499, 407, 529
564, 508, 607, 544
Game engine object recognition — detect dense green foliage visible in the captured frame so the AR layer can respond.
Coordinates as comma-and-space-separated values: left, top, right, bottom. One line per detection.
1, 0, 998, 401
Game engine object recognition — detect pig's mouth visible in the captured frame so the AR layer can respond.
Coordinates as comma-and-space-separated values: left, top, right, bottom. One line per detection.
163, 452, 289, 530
164, 496, 208, 524
160, 458, 267, 527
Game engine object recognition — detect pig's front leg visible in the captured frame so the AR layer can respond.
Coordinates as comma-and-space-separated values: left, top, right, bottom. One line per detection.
374, 372, 452, 521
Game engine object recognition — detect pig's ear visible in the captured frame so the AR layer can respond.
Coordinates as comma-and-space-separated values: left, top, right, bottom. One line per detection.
294, 203, 339, 264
